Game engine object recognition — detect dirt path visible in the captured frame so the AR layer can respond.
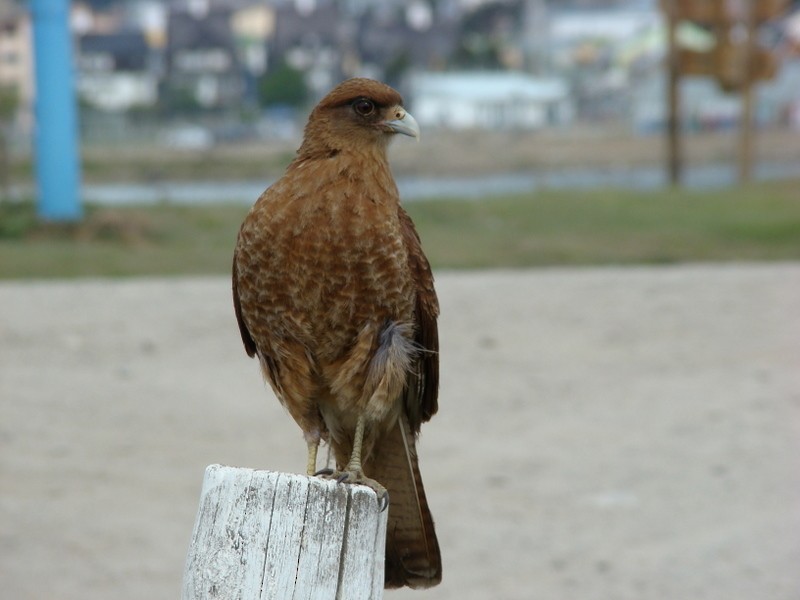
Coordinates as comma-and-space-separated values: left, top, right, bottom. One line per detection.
1, 264, 798, 599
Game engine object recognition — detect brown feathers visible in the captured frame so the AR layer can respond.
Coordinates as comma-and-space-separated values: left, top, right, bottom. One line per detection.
232, 78, 441, 589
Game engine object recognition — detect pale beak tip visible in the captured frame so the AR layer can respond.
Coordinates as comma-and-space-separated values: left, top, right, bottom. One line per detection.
384, 108, 421, 140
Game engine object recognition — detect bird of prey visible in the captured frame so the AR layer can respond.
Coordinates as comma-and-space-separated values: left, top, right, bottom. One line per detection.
232, 78, 441, 589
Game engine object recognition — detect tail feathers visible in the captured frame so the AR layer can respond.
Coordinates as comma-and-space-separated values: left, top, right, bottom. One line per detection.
364, 415, 441, 589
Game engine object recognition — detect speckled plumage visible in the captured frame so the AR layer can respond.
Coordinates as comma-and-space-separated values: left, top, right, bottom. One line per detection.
232, 78, 441, 589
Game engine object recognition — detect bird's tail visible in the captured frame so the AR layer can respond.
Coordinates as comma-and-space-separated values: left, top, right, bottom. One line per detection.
364, 414, 442, 589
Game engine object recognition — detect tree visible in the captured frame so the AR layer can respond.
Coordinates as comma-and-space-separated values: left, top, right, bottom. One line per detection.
160, 83, 204, 116
0, 85, 19, 202
258, 61, 308, 108
451, 1, 523, 69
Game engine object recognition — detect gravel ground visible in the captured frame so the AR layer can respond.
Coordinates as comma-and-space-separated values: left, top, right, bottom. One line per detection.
1, 264, 799, 599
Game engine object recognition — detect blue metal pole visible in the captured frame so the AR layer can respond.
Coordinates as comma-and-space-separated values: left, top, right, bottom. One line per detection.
31, 0, 82, 221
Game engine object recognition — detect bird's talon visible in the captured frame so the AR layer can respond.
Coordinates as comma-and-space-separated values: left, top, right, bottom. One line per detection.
316, 468, 388, 504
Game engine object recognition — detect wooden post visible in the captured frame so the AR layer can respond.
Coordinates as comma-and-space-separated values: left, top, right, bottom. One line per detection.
738, 0, 757, 184
182, 464, 387, 600
665, 0, 682, 187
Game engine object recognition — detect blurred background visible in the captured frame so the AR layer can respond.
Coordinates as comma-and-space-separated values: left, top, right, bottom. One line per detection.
3, 0, 800, 147
1, 2, 800, 600
0, 0, 799, 274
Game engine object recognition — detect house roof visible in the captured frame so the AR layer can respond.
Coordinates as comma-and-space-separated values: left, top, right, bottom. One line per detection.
411, 71, 569, 103
80, 31, 150, 71
167, 7, 236, 52
550, 9, 661, 43
0, 2, 25, 30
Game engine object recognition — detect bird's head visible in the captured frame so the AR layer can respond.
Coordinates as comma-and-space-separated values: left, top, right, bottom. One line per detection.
297, 78, 420, 160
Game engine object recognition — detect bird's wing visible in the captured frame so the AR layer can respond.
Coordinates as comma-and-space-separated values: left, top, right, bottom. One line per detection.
232, 242, 286, 407
232, 248, 258, 358
398, 205, 439, 433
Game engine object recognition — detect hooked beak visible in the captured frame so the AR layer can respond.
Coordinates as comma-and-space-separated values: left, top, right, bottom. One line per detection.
382, 106, 420, 140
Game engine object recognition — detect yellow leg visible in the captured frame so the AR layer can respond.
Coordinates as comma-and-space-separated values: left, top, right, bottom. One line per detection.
314, 415, 387, 510
346, 414, 366, 473
306, 439, 319, 476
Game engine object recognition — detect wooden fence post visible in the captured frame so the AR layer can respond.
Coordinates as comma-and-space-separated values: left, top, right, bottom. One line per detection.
182, 464, 387, 600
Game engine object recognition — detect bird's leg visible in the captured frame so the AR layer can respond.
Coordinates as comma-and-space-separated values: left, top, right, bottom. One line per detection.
315, 414, 388, 510
305, 438, 319, 476
346, 413, 367, 473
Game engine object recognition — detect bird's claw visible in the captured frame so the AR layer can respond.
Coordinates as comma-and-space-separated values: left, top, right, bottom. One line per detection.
377, 489, 390, 513
314, 468, 389, 511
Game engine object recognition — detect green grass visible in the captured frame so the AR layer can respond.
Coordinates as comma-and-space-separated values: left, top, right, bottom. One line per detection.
0, 202, 247, 278
410, 180, 800, 268
1, 181, 799, 279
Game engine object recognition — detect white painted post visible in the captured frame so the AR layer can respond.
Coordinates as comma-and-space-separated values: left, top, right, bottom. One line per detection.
182, 464, 387, 600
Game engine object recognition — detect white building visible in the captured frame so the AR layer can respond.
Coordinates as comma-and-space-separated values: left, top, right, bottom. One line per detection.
77, 31, 159, 112
0, 7, 35, 130
409, 71, 573, 131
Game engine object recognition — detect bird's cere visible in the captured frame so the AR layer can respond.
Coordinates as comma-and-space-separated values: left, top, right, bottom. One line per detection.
383, 108, 420, 140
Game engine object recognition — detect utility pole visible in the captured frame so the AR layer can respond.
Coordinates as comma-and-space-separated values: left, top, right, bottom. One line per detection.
665, 0, 681, 186
30, 0, 82, 221
737, 0, 757, 184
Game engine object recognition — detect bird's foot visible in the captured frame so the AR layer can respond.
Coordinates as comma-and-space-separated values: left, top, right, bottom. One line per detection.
314, 468, 389, 512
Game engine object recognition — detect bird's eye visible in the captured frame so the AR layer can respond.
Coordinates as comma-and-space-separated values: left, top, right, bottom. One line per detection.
352, 98, 375, 117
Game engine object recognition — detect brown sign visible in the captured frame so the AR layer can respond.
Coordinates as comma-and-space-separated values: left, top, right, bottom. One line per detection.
678, 44, 779, 90
664, 0, 789, 23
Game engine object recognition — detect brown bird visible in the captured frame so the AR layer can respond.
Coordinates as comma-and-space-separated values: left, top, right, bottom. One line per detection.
232, 78, 441, 589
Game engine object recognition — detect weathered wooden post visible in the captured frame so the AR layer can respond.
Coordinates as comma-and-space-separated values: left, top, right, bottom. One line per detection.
182, 464, 387, 600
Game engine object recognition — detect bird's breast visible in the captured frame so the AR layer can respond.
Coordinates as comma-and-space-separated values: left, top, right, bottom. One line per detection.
237, 171, 415, 361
